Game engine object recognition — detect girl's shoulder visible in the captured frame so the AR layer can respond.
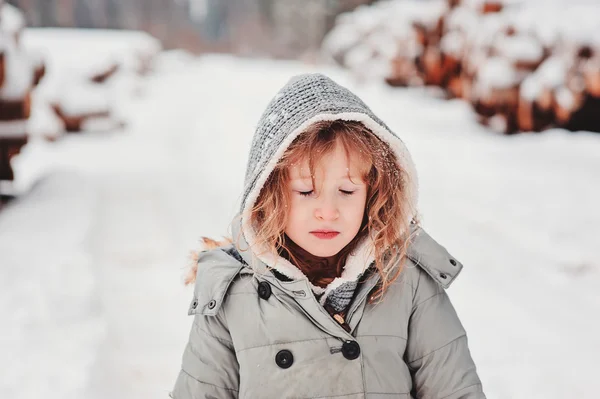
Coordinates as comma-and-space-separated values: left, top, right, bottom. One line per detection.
400, 227, 465, 296
187, 245, 248, 317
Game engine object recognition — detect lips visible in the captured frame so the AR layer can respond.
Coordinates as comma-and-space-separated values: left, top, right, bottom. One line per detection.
310, 230, 340, 239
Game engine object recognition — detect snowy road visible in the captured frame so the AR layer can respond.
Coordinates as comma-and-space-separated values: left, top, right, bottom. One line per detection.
1, 53, 599, 399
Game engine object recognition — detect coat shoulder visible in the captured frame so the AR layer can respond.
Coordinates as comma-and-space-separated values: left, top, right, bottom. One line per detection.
187, 245, 247, 316
405, 226, 464, 289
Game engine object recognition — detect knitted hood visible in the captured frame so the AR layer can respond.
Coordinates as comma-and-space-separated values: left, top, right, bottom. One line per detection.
232, 73, 419, 302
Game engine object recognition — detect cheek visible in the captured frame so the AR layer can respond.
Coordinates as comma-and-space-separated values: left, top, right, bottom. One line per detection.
344, 194, 367, 224
286, 198, 308, 225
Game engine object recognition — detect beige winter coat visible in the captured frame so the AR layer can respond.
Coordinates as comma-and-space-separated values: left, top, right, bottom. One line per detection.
171, 227, 485, 398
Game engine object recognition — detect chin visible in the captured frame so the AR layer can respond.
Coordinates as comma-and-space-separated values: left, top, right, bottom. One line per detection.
306, 242, 344, 257
310, 248, 339, 257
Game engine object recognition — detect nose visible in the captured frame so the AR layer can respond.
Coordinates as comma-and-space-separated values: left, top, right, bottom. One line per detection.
314, 193, 339, 221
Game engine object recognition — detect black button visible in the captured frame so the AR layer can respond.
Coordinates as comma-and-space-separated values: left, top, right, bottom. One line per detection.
207, 299, 216, 309
341, 341, 360, 360
275, 350, 293, 369
449, 259, 457, 266
440, 273, 448, 279
191, 299, 198, 309
258, 281, 272, 300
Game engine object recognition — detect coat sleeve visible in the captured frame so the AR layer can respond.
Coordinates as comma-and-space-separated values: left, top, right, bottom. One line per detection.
171, 309, 239, 399
405, 268, 486, 399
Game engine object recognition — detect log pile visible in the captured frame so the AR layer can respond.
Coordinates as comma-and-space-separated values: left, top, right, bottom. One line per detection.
0, 3, 45, 181
0, 3, 163, 185
42, 59, 120, 133
322, 0, 600, 134
26, 29, 163, 134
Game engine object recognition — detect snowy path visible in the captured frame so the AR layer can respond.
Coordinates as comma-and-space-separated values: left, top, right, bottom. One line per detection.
1, 54, 599, 399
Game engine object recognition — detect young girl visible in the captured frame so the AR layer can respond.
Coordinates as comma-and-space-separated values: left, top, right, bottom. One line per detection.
171, 74, 486, 398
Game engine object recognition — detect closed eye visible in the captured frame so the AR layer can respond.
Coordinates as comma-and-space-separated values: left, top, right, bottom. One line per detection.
298, 190, 356, 196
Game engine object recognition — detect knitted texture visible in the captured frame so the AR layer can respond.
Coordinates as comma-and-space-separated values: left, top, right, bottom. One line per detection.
241, 73, 404, 213
325, 281, 358, 313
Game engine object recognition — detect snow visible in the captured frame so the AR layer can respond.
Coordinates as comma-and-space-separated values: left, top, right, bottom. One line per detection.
494, 34, 543, 63
79, 117, 122, 133
27, 99, 65, 140
20, 28, 161, 112
321, 24, 364, 57
0, 172, 102, 399
520, 74, 542, 101
152, 49, 196, 73
56, 81, 112, 117
343, 44, 374, 72
445, 5, 479, 34
325, 0, 600, 82
520, 57, 569, 101
0, 40, 35, 101
323, 0, 447, 69
21, 28, 161, 75
535, 56, 568, 88
486, 114, 508, 133
392, 0, 448, 28
367, 31, 400, 60
555, 86, 575, 109
476, 56, 520, 93
1, 38, 600, 399
443, 0, 600, 61
440, 30, 466, 56
506, 2, 600, 47
446, 6, 510, 51
0, 3, 25, 36
463, 0, 525, 6
17, 28, 157, 134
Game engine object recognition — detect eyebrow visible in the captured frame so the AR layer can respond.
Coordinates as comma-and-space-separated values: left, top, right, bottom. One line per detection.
291, 176, 363, 183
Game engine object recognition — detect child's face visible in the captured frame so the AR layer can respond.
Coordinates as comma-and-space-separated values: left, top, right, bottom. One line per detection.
285, 142, 367, 257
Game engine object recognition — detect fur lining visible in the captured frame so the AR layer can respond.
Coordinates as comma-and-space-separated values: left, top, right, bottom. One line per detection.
318, 238, 374, 305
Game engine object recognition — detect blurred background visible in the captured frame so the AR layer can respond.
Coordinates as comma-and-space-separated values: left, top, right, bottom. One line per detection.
0, 0, 599, 398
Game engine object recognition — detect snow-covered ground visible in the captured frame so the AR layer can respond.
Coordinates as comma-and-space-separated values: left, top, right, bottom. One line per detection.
1, 41, 600, 398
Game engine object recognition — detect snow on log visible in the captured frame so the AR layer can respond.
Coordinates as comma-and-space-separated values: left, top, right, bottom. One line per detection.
0, 3, 31, 181
323, 0, 600, 133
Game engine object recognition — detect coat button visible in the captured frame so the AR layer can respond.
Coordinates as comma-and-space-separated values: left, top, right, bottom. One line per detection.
449, 259, 457, 266
191, 299, 198, 309
258, 281, 272, 300
341, 341, 360, 360
207, 299, 216, 309
275, 350, 293, 369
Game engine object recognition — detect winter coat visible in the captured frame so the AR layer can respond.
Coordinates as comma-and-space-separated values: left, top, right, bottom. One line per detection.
171, 73, 485, 398
171, 226, 485, 398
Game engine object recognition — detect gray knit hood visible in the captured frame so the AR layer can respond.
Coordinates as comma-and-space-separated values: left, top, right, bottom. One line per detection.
231, 73, 419, 302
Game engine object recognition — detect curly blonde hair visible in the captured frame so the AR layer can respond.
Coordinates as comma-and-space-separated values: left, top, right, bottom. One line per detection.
188, 120, 418, 301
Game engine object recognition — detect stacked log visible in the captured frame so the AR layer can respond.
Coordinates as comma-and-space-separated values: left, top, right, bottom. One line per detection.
23, 29, 163, 135
50, 76, 115, 133
322, 1, 448, 84
0, 4, 162, 188
0, 3, 44, 181
322, 0, 600, 134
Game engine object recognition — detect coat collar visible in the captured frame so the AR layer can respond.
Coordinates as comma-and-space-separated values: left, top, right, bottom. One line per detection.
231, 217, 375, 304
231, 219, 463, 293
189, 224, 463, 321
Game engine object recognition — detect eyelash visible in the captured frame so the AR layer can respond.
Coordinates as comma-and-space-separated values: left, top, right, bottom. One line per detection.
298, 190, 355, 197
